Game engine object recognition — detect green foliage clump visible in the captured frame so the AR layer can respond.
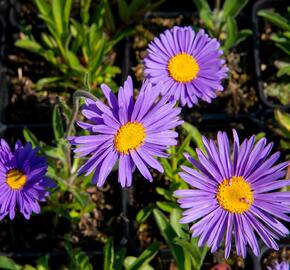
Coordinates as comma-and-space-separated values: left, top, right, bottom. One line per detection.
15, 0, 127, 92
192, 0, 252, 53
258, 7, 290, 77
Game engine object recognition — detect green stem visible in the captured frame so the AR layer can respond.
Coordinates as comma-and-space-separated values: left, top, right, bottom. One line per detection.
65, 90, 98, 138
64, 90, 98, 177
171, 146, 180, 183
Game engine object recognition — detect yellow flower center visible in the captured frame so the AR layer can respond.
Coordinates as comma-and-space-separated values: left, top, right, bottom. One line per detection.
167, 53, 199, 83
6, 169, 27, 190
216, 176, 253, 214
114, 122, 146, 154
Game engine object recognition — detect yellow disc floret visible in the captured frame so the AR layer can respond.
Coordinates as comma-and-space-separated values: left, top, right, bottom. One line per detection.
114, 122, 146, 154
167, 53, 199, 83
216, 176, 253, 214
6, 169, 27, 190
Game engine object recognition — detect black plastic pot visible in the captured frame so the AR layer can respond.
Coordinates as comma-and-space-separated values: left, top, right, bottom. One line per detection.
252, 0, 290, 111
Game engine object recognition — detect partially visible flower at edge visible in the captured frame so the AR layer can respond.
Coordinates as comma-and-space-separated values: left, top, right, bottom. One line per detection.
267, 261, 289, 270
0, 139, 55, 220
69, 76, 183, 187
144, 26, 228, 108
175, 130, 290, 258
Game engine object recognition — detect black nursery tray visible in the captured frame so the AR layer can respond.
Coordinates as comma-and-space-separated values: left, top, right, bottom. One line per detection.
252, 0, 290, 111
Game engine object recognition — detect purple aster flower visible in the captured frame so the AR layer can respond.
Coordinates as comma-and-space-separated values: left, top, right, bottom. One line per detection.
0, 139, 54, 220
144, 26, 228, 107
69, 76, 183, 187
267, 261, 289, 270
174, 130, 290, 258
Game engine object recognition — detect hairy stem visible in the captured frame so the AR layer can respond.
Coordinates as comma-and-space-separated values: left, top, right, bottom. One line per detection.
65, 90, 98, 138
65, 90, 98, 177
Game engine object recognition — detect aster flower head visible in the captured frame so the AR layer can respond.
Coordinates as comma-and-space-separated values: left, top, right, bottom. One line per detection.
69, 76, 183, 187
0, 139, 54, 220
175, 130, 290, 258
144, 26, 228, 107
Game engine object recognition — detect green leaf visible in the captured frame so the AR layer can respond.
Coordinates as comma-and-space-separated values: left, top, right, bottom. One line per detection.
174, 238, 208, 270
200, 9, 214, 32
34, 0, 51, 17
106, 28, 134, 53
136, 205, 154, 223
128, 0, 147, 15
127, 242, 159, 270
170, 208, 188, 238
92, 0, 106, 29
235, 29, 252, 47
80, 0, 92, 24
35, 77, 63, 90
124, 257, 136, 269
223, 0, 248, 18
15, 39, 57, 65
177, 133, 191, 156
182, 122, 205, 151
258, 10, 290, 32
23, 128, 40, 148
192, 0, 210, 12
0, 256, 21, 270
153, 209, 185, 269
104, 238, 114, 270
90, 34, 106, 74
64, 0, 72, 31
160, 159, 173, 178
23, 266, 36, 270
36, 255, 49, 270
156, 201, 178, 213
66, 51, 82, 72
52, 0, 64, 36
190, 238, 208, 269
277, 64, 290, 77
156, 187, 173, 201
117, 0, 129, 22
41, 33, 56, 49
275, 110, 290, 132
89, 24, 101, 52
103, 1, 116, 32
255, 132, 266, 142
224, 17, 238, 52
114, 248, 126, 270
15, 39, 43, 53
276, 42, 290, 55
52, 104, 64, 141
281, 139, 290, 150
75, 251, 93, 270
